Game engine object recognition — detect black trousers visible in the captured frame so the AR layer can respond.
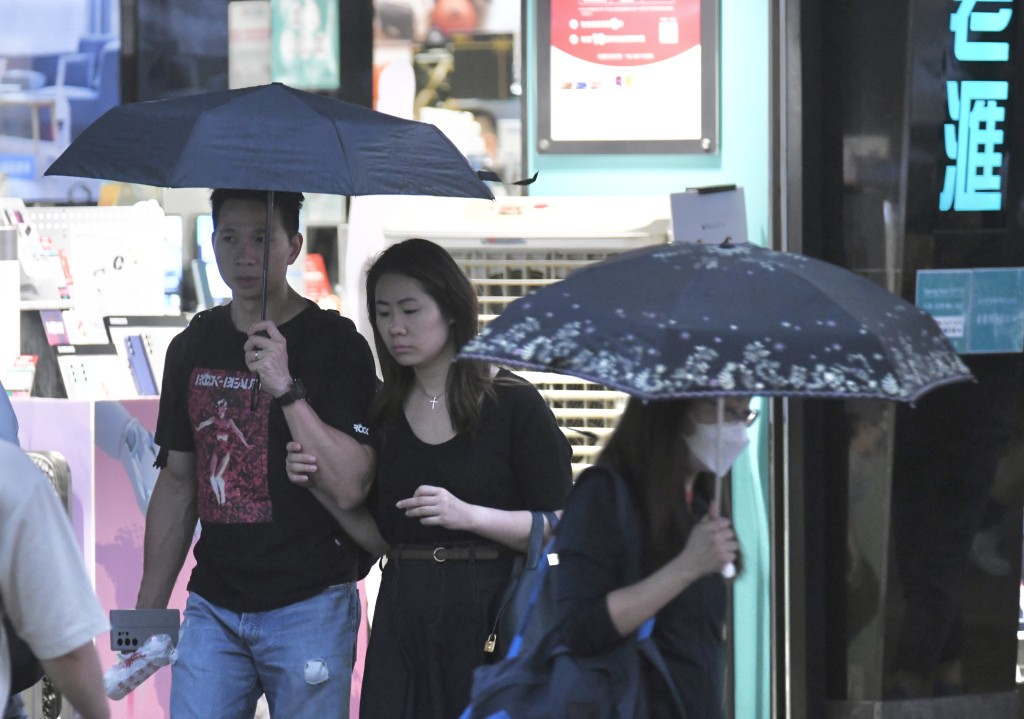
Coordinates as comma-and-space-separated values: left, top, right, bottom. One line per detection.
360, 552, 515, 719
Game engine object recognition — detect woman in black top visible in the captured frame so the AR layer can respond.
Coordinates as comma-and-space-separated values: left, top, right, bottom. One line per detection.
357, 239, 572, 718
554, 396, 753, 719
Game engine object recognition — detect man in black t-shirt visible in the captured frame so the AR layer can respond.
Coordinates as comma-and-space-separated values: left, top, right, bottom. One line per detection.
136, 189, 378, 719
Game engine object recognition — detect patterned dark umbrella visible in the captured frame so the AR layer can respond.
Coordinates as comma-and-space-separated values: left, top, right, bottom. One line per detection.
459, 240, 972, 402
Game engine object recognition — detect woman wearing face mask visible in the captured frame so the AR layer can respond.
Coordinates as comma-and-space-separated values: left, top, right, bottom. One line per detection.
553, 396, 754, 719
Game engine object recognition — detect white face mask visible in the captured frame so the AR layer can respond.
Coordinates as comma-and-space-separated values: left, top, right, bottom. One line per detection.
684, 420, 750, 477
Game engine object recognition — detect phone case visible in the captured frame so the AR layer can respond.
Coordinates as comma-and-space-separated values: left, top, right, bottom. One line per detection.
125, 334, 158, 396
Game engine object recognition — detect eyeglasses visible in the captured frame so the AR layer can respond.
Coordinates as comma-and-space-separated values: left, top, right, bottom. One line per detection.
697, 401, 760, 427
736, 409, 760, 427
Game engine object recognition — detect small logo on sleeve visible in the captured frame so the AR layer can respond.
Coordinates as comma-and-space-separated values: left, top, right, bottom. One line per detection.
353, 423, 370, 436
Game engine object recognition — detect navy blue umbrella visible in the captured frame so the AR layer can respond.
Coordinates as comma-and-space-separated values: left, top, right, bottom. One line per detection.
46, 82, 493, 407
459, 240, 972, 403
45, 82, 493, 199
45, 84, 493, 317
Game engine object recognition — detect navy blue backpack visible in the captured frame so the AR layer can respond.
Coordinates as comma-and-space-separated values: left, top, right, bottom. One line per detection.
459, 471, 686, 719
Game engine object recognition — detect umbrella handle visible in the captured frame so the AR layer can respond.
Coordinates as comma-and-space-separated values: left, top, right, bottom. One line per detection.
714, 472, 736, 580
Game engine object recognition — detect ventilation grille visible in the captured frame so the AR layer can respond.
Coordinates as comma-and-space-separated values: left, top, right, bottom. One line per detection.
450, 249, 621, 324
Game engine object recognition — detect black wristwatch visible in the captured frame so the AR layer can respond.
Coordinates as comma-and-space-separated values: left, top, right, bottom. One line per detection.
273, 379, 307, 407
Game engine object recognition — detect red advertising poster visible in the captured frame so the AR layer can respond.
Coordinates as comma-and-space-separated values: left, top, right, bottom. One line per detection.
537, 0, 718, 154
304, 252, 332, 302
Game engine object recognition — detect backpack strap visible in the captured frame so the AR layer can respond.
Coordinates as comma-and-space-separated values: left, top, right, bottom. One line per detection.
153, 308, 219, 469
524, 511, 559, 570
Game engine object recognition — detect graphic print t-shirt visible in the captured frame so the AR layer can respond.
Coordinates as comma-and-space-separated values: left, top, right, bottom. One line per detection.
155, 302, 378, 612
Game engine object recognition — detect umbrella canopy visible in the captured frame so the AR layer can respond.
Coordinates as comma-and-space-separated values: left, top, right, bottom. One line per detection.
459, 241, 972, 403
45, 82, 493, 200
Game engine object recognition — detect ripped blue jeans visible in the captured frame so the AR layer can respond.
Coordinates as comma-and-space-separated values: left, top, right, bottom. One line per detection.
171, 584, 359, 719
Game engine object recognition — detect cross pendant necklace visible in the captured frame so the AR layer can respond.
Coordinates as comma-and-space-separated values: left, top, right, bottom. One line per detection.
416, 381, 445, 410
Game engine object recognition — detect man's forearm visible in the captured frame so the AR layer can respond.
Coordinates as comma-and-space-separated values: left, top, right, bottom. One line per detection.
137, 469, 197, 608
280, 401, 375, 508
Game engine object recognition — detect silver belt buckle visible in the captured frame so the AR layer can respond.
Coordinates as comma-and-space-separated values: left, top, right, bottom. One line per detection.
432, 547, 447, 563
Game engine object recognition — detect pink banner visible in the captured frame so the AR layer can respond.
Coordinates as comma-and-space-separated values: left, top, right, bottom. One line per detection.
94, 399, 191, 718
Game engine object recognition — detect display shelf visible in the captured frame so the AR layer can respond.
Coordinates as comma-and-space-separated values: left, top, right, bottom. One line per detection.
24, 203, 171, 318
19, 299, 74, 311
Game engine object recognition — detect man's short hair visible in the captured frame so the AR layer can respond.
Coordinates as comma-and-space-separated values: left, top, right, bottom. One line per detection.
210, 189, 305, 238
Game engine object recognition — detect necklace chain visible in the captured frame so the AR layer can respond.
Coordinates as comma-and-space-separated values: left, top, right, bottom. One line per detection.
415, 382, 445, 410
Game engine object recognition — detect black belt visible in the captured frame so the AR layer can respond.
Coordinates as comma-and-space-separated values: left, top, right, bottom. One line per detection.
386, 544, 504, 563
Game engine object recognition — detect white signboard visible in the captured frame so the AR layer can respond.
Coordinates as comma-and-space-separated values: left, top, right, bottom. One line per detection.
229, 0, 273, 89
68, 230, 166, 318
670, 186, 748, 245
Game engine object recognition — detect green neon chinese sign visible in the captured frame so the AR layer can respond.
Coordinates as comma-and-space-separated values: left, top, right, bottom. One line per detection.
940, 0, 1014, 213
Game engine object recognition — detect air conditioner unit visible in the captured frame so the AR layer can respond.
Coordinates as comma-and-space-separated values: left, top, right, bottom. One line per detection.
382, 195, 672, 475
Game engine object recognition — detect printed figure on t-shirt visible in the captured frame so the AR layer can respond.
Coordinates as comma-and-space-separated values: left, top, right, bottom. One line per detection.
188, 370, 269, 522
194, 397, 251, 506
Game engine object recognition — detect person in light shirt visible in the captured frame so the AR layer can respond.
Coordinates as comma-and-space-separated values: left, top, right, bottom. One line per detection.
0, 438, 110, 718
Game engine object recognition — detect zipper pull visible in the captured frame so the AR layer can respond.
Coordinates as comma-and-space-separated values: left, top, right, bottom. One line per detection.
484, 634, 497, 653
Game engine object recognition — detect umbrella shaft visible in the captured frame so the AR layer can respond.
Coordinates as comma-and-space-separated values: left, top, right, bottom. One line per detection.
714, 398, 724, 506
261, 190, 274, 322
250, 190, 274, 410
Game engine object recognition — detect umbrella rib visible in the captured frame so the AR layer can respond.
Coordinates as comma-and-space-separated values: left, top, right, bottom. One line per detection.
327, 116, 354, 195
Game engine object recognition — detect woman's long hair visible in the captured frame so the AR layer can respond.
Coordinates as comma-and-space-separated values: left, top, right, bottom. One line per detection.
597, 397, 725, 569
365, 238, 493, 434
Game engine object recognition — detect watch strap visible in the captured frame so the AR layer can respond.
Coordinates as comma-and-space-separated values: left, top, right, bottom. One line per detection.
273, 379, 307, 407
